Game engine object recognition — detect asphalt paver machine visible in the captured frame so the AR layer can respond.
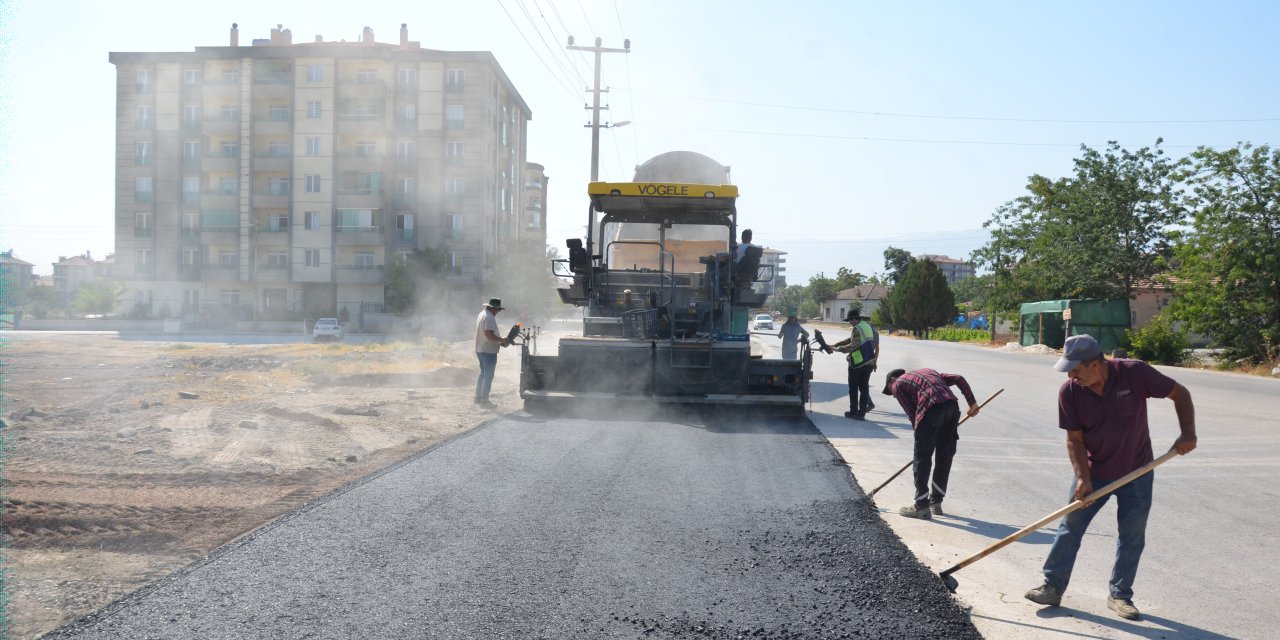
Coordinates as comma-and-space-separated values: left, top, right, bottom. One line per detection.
520, 180, 811, 413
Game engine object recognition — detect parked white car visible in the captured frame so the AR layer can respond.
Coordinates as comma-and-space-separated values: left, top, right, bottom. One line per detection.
313, 318, 345, 342
752, 314, 775, 331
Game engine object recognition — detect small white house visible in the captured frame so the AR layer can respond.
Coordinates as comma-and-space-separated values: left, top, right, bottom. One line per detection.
821, 284, 890, 322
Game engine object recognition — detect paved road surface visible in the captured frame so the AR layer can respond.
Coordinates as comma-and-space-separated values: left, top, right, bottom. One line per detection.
782, 329, 1279, 640
51, 402, 980, 639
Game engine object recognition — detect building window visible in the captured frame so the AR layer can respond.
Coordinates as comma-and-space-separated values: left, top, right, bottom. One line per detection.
304, 249, 321, 267
304, 174, 321, 193
221, 105, 239, 120
446, 251, 462, 275
354, 251, 375, 268
135, 176, 154, 202
356, 69, 377, 84
501, 105, 509, 146
304, 211, 322, 230
269, 105, 289, 121
268, 140, 289, 157
499, 186, 507, 212
445, 105, 464, 129
182, 104, 200, 126
222, 68, 240, 83
268, 177, 289, 195
397, 103, 416, 124
446, 141, 463, 165
182, 140, 201, 163
182, 176, 201, 203
355, 141, 376, 158
135, 249, 152, 271
135, 141, 151, 166
183, 212, 200, 236
397, 177, 415, 195
446, 178, 464, 203
266, 251, 288, 268
446, 214, 464, 240
134, 212, 152, 236
182, 248, 200, 270
182, 290, 199, 311
396, 140, 414, 162
219, 290, 240, 307
219, 251, 236, 267
337, 209, 378, 231
136, 69, 151, 93
395, 213, 414, 240
305, 137, 321, 156
220, 140, 239, 157
306, 63, 323, 82
266, 214, 289, 231
183, 69, 200, 85
526, 211, 542, 229
446, 68, 464, 91
136, 105, 152, 129
219, 177, 238, 194
397, 67, 416, 86
306, 100, 322, 119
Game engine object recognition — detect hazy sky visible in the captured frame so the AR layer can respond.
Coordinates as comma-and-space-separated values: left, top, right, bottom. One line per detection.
2, 1, 1278, 283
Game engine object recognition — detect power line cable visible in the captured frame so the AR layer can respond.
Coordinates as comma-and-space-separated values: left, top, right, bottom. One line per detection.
495, 0, 581, 101
611, 0, 641, 166
641, 123, 1224, 149
534, 0, 591, 84
575, 0, 597, 35
516, 0, 588, 90
633, 89, 1280, 125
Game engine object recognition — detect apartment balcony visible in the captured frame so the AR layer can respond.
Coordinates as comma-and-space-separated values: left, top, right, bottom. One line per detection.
253, 117, 290, 136
177, 264, 201, 281
256, 264, 289, 282
253, 156, 290, 173
392, 154, 416, 169
180, 117, 203, 133
252, 190, 289, 209
446, 81, 465, 93
134, 226, 152, 237
394, 117, 417, 132
335, 151, 385, 170
202, 192, 238, 209
203, 150, 241, 171
182, 155, 202, 169
203, 114, 239, 135
391, 192, 417, 208
391, 228, 416, 245
394, 78, 417, 94
200, 264, 240, 283
336, 226, 383, 245
135, 191, 154, 203
339, 79, 387, 95
335, 191, 383, 209
254, 227, 289, 245
336, 264, 385, 284
181, 191, 202, 206
203, 76, 240, 92
180, 229, 202, 244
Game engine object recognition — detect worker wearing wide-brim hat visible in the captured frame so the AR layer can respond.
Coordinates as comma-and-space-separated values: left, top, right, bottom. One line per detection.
831, 308, 879, 419
777, 310, 809, 360
474, 297, 511, 408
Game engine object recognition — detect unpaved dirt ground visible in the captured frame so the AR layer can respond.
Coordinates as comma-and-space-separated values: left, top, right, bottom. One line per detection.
0, 332, 515, 639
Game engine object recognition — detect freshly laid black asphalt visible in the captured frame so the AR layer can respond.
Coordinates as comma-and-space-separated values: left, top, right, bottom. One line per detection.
50, 411, 980, 639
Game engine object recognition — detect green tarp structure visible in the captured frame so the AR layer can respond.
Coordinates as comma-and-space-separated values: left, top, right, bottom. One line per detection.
1019, 298, 1131, 353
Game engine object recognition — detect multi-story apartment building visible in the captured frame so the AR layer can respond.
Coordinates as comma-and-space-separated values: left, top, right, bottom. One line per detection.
759, 247, 787, 294
523, 162, 547, 247
1, 251, 37, 296
52, 253, 101, 302
920, 254, 976, 284
110, 23, 531, 321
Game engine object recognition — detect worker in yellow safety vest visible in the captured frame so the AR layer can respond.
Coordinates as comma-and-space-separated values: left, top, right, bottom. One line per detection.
832, 308, 879, 420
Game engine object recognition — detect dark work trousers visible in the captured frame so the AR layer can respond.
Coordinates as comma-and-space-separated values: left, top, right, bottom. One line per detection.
847, 364, 874, 415
912, 400, 962, 508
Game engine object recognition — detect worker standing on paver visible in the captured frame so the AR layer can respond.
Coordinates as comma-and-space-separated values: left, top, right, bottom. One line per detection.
833, 309, 879, 419
882, 367, 980, 518
1025, 334, 1197, 621
777, 311, 809, 360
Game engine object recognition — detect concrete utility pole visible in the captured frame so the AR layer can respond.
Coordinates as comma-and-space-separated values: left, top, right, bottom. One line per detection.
567, 36, 630, 182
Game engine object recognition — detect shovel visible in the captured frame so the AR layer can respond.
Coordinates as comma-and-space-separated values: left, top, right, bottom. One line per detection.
939, 446, 1181, 592
866, 388, 1004, 500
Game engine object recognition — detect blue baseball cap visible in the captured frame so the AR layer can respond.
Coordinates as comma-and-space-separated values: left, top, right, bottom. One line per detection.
1054, 334, 1102, 372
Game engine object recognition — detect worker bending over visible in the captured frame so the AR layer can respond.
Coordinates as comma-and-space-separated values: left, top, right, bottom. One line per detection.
882, 368, 980, 518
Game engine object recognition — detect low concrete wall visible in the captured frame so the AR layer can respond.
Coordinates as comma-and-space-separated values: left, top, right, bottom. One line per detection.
15, 319, 165, 332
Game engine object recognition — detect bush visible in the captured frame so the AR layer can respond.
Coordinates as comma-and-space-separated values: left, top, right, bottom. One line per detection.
930, 327, 990, 343
1126, 314, 1189, 365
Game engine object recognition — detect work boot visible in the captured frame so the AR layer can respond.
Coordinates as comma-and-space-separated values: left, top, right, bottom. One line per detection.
844, 411, 864, 420
1024, 581, 1063, 606
929, 501, 944, 516
1107, 597, 1140, 620
898, 503, 931, 519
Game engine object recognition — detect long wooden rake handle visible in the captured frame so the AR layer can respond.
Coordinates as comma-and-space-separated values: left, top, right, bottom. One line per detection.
939, 447, 1180, 580
866, 388, 1004, 499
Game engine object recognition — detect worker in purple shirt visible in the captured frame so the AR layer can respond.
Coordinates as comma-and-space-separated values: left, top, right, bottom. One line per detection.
1025, 334, 1197, 621
882, 367, 980, 519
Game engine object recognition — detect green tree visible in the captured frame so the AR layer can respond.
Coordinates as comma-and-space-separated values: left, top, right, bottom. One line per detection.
883, 246, 913, 285
972, 140, 1184, 316
884, 258, 954, 338
833, 267, 867, 291
1170, 143, 1280, 363
71, 281, 125, 316
949, 273, 992, 310
768, 284, 808, 315
806, 273, 838, 312
384, 248, 449, 315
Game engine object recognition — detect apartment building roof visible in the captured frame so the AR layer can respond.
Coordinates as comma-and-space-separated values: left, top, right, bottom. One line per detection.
833, 283, 890, 301
1, 252, 34, 266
